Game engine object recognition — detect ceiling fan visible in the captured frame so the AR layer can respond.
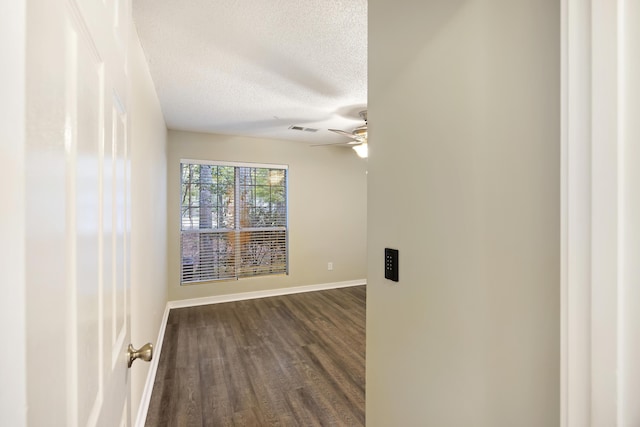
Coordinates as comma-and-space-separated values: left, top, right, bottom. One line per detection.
314, 110, 368, 158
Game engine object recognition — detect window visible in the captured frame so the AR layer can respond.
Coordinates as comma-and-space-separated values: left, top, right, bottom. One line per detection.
180, 160, 288, 284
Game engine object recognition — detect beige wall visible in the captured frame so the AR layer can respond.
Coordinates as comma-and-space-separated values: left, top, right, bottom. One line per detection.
129, 27, 168, 423
367, 1, 560, 426
166, 130, 367, 301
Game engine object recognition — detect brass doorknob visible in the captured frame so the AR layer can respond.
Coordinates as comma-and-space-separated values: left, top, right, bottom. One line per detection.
127, 343, 153, 368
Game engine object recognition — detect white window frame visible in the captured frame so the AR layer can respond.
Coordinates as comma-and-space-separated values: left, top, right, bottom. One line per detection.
179, 159, 289, 284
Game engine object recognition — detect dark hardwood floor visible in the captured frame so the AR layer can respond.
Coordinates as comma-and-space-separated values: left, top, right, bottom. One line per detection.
145, 286, 366, 426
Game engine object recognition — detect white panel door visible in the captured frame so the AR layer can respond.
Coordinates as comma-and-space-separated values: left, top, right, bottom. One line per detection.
26, 0, 132, 425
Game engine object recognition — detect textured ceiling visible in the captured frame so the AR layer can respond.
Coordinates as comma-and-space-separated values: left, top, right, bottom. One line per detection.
133, 0, 367, 145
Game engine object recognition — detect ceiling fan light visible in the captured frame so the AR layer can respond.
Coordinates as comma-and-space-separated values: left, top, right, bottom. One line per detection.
353, 143, 368, 158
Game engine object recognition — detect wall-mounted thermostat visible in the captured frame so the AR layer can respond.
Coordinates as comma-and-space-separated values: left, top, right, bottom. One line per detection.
385, 248, 399, 282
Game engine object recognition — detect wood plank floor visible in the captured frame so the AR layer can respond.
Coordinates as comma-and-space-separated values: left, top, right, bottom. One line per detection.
145, 286, 366, 426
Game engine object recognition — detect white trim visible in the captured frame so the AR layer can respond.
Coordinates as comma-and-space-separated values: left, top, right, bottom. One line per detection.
560, 1, 568, 424
134, 304, 171, 427
615, 1, 626, 422
134, 278, 365, 426
562, 1, 640, 425
168, 279, 366, 309
180, 158, 288, 170
0, 0, 27, 425
561, 0, 594, 425
619, 2, 640, 423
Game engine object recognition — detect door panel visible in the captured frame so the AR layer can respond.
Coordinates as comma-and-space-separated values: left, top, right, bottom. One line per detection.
26, 0, 131, 425
25, 1, 69, 423
113, 100, 127, 365
74, 22, 105, 426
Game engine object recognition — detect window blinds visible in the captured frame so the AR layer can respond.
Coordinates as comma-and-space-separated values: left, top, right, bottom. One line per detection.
180, 161, 288, 284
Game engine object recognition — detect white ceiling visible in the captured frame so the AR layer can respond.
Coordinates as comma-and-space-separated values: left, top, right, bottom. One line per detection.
132, 0, 367, 145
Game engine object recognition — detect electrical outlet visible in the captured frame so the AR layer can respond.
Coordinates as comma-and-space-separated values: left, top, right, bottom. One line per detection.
328, 262, 333, 271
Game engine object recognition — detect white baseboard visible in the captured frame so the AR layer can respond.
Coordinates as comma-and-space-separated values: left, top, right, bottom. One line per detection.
134, 278, 366, 426
167, 278, 367, 309
134, 303, 171, 427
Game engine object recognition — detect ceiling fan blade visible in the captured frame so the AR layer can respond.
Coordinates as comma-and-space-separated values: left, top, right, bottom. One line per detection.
311, 140, 362, 147
329, 129, 357, 139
